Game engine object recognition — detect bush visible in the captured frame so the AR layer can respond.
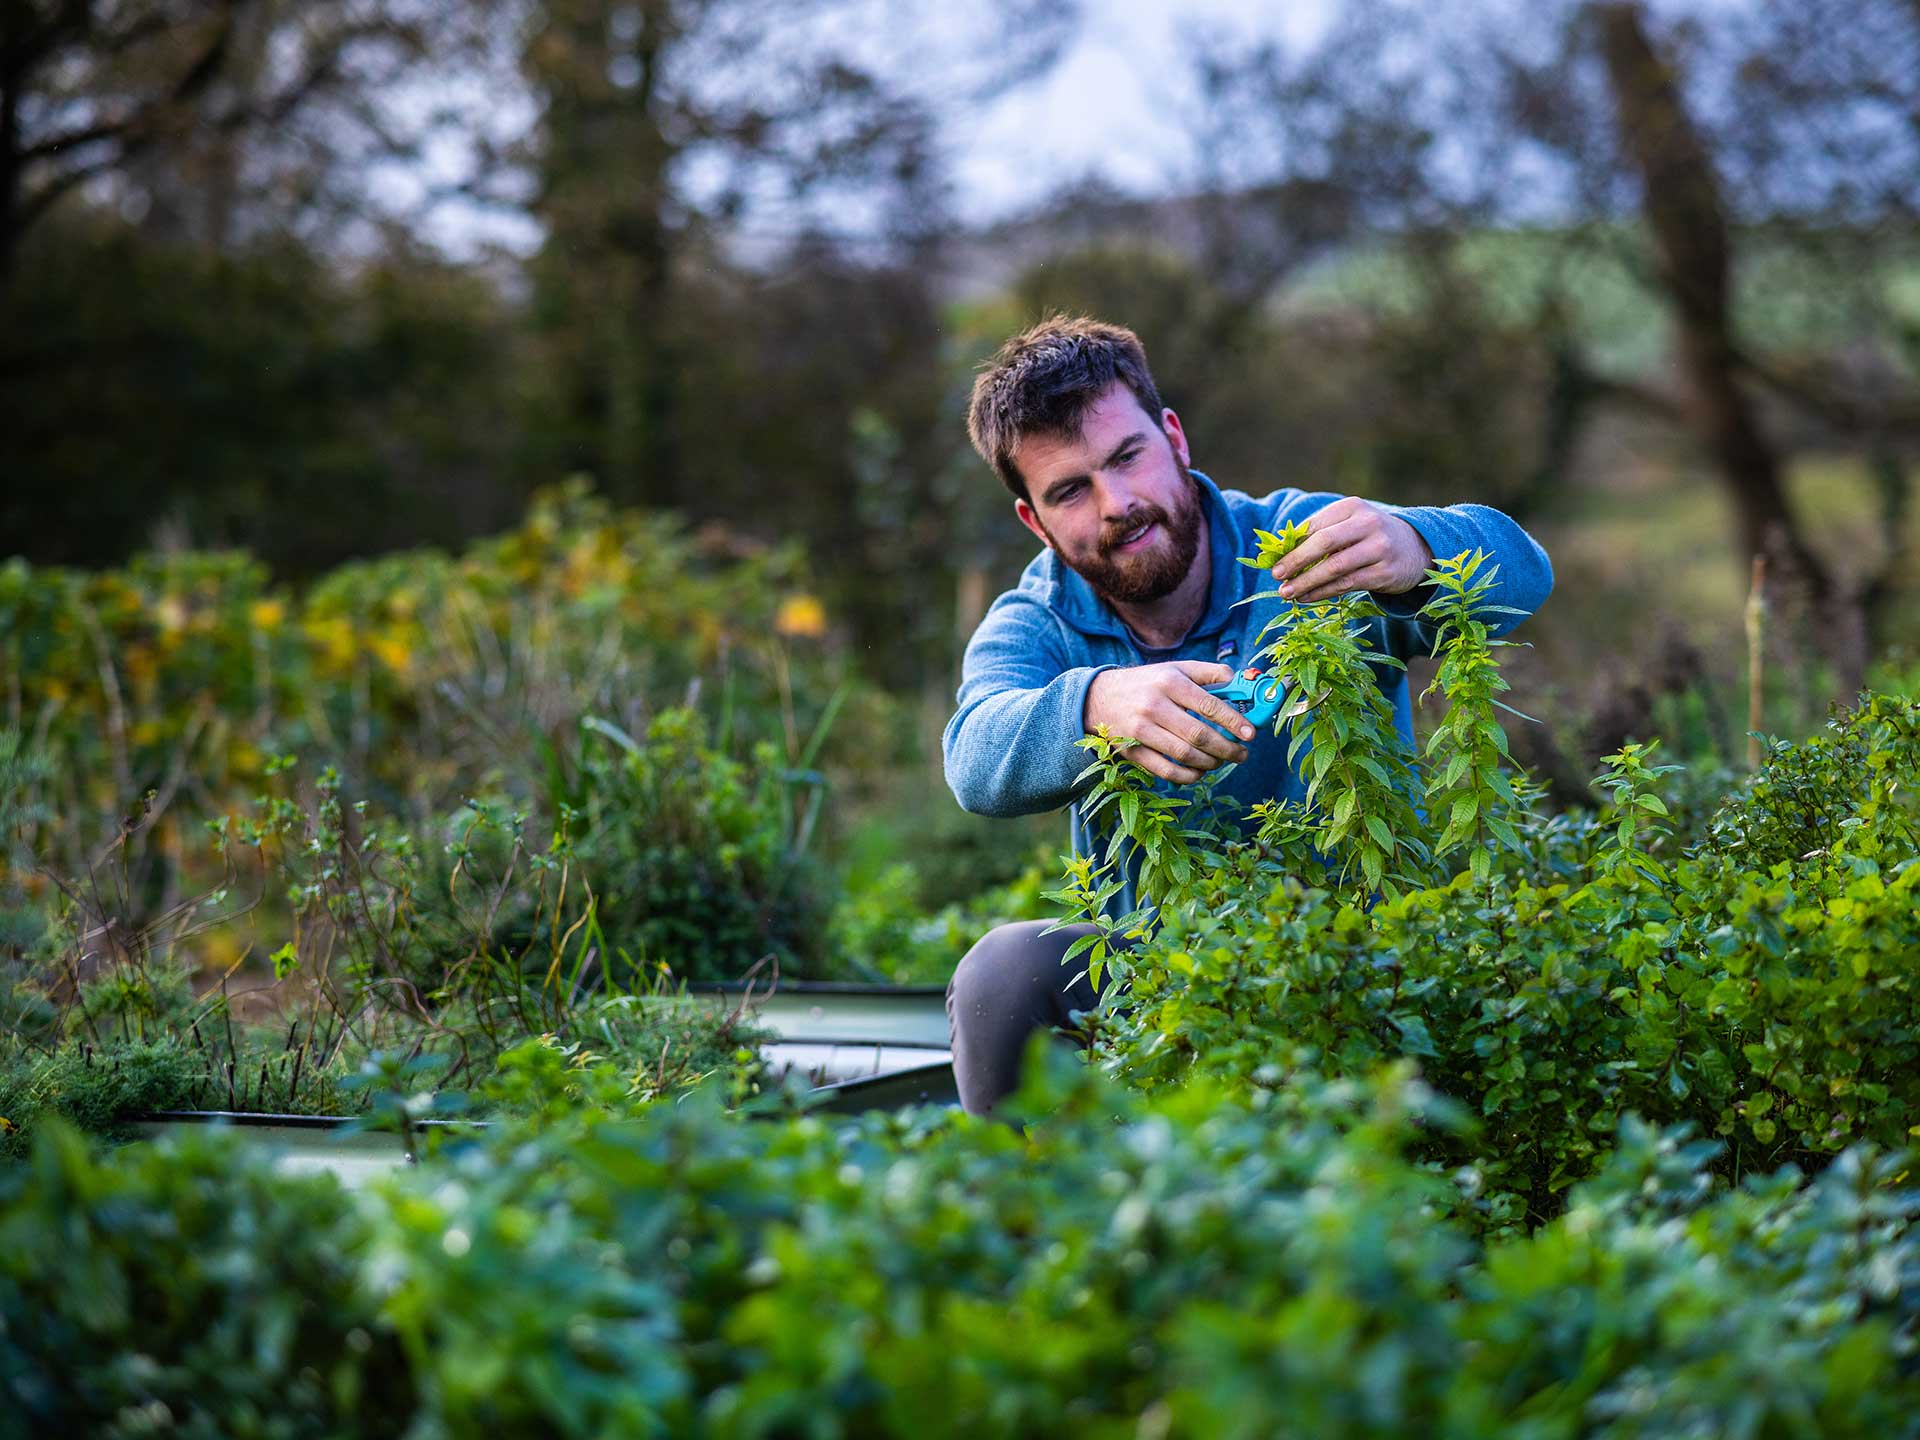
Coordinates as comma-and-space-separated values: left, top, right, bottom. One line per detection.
826, 848, 1056, 984
1048, 559, 1920, 1229
0, 481, 868, 971
1075, 693, 1920, 1229
0, 1038, 204, 1157
566, 709, 836, 984
4, 1056, 1917, 1437
0, 1122, 413, 1434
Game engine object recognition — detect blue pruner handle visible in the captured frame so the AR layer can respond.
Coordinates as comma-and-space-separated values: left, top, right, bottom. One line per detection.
1198, 666, 1287, 741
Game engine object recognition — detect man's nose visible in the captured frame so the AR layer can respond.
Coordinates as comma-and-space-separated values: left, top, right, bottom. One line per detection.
1092, 474, 1143, 521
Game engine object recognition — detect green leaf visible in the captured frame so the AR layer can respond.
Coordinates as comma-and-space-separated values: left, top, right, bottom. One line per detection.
1361, 846, 1384, 892
1354, 754, 1394, 788
271, 941, 300, 980
1484, 814, 1523, 852
1392, 1013, 1439, 1058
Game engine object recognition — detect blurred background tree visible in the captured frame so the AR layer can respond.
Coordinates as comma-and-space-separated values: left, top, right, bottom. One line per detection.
3, 0, 1916, 793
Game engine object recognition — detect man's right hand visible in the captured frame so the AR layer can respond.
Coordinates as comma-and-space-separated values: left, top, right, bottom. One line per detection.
1083, 661, 1254, 785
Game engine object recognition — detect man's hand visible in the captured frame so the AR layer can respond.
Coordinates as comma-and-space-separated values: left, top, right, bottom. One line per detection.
1271, 497, 1433, 603
1085, 661, 1254, 786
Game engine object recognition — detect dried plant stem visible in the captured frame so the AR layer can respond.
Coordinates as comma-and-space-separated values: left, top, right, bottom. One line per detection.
76, 600, 132, 802
1746, 553, 1768, 772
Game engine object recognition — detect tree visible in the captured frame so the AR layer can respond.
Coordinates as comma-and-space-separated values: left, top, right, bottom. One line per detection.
517, 0, 1074, 513
0, 1, 514, 282
1590, 4, 1833, 612
0, 210, 526, 572
1175, 0, 1920, 686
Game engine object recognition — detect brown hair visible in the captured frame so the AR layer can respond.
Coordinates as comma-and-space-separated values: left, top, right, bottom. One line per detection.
966, 315, 1166, 501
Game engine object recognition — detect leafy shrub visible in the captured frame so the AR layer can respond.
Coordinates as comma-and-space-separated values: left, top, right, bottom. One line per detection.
1051, 552, 1920, 1229
4, 1056, 1917, 1436
826, 848, 1056, 983
0, 481, 867, 968
0, 1038, 204, 1157
0, 734, 774, 1141
0, 1123, 413, 1434
564, 709, 835, 983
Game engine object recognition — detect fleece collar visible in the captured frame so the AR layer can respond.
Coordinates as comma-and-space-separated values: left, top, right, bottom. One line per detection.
1023, 468, 1249, 644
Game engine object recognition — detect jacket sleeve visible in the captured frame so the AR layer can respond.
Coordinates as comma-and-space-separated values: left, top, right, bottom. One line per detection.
1368, 501, 1555, 662
942, 594, 1117, 819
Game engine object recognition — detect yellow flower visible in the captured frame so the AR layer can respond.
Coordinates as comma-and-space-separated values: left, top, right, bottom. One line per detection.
371, 632, 414, 676
250, 599, 285, 630
774, 594, 827, 639
305, 615, 356, 670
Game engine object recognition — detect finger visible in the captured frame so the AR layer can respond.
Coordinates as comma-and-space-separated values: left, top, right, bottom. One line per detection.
1119, 741, 1203, 787
1172, 678, 1257, 745
1287, 537, 1392, 602
1171, 660, 1237, 687
1145, 706, 1247, 769
1128, 718, 1236, 771
1290, 566, 1395, 604
1275, 512, 1371, 588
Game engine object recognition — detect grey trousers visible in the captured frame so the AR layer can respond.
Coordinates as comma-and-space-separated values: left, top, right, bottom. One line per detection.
944, 919, 1106, 1115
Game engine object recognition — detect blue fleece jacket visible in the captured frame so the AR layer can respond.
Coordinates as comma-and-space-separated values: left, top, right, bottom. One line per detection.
941, 470, 1554, 919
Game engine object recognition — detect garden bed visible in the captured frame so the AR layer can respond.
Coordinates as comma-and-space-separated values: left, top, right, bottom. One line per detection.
129, 982, 958, 1186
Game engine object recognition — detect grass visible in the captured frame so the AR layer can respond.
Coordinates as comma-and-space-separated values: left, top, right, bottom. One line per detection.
1288, 224, 1920, 380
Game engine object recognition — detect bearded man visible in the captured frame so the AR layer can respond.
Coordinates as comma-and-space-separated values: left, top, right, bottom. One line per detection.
942, 314, 1554, 1115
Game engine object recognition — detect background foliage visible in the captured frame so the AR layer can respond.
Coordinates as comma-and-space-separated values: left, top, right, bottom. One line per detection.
5, 2, 1920, 1427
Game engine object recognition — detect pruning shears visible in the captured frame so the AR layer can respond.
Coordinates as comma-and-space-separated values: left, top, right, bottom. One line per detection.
1197, 665, 1287, 741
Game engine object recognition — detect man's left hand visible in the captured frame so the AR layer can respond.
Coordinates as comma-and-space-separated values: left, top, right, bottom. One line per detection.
1272, 497, 1433, 603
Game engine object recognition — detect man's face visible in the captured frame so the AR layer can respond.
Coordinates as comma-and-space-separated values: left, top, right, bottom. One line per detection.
1011, 382, 1205, 606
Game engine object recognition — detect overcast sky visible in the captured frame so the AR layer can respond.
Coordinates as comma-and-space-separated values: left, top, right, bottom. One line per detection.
950, 1, 1332, 220
415, 1, 1337, 257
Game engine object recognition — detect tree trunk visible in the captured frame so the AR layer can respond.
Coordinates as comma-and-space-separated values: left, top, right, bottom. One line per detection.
1593, 2, 1866, 693
621, 0, 679, 511
0, 20, 23, 289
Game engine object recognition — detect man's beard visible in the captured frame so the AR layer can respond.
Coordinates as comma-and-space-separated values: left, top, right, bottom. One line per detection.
1043, 457, 1206, 606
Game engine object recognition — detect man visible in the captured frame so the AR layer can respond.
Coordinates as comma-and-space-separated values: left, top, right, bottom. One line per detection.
941, 315, 1554, 1115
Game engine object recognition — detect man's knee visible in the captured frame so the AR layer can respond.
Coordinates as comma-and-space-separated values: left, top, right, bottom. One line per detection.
949, 919, 1089, 1006
947, 919, 1103, 1040
946, 920, 1103, 1115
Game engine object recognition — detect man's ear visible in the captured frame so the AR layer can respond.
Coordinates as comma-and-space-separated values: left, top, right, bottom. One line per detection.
1161, 408, 1192, 469
1014, 498, 1055, 552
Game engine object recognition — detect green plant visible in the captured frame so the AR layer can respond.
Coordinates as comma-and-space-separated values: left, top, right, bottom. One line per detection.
1038, 533, 1920, 1225
1416, 550, 1535, 887
1261, 594, 1430, 896
826, 850, 1059, 984
1236, 518, 1314, 575
566, 708, 838, 984
0, 1037, 204, 1157
6, 1056, 1918, 1437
